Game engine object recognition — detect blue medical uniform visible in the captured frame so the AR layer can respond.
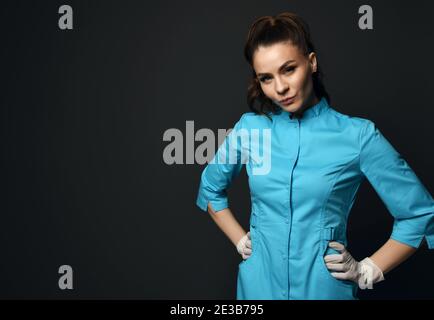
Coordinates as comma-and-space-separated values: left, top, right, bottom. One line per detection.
196, 97, 434, 300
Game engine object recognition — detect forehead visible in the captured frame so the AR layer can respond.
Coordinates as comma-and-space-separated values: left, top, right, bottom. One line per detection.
253, 41, 303, 72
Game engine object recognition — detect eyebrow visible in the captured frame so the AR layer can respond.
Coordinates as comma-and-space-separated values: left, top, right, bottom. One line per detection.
256, 59, 296, 77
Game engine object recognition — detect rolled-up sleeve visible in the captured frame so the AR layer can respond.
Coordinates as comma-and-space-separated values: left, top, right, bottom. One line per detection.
196, 114, 247, 213
359, 120, 434, 249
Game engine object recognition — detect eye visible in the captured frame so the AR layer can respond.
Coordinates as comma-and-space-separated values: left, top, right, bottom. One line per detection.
259, 76, 271, 83
258, 66, 295, 83
285, 66, 295, 73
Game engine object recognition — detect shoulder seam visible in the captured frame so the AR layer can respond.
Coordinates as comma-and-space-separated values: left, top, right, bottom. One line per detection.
327, 108, 347, 119
358, 119, 373, 171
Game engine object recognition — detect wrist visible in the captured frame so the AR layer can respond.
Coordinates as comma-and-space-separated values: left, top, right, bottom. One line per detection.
236, 234, 248, 255
358, 257, 385, 289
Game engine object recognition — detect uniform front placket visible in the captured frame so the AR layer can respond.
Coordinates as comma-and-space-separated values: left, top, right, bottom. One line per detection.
283, 115, 301, 299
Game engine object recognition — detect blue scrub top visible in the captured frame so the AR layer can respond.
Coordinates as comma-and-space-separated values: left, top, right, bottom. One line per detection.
196, 97, 434, 300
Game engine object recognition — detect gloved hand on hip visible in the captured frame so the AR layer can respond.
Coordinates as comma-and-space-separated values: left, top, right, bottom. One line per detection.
324, 241, 385, 289
236, 231, 252, 260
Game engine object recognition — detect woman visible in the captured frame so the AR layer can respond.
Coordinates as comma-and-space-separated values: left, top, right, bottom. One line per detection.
195, 12, 434, 300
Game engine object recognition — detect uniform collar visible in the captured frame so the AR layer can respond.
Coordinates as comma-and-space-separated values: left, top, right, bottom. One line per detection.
275, 96, 329, 120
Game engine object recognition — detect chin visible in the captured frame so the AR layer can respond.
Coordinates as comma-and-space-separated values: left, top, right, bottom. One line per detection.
282, 103, 300, 112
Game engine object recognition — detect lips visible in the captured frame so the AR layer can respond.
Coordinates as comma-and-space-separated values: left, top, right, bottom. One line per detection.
279, 96, 296, 104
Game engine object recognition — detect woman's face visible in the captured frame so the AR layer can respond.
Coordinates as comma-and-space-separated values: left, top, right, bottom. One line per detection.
252, 41, 318, 116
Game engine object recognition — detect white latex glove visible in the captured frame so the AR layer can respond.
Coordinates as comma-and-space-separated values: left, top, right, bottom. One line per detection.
236, 231, 252, 260
324, 241, 385, 289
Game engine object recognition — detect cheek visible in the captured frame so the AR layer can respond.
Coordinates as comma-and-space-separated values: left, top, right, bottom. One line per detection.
260, 84, 274, 98
290, 70, 309, 91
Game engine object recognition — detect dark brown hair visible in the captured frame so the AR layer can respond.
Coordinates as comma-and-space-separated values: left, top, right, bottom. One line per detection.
244, 12, 331, 120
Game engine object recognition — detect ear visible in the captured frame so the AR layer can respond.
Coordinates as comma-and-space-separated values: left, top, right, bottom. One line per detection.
308, 52, 317, 73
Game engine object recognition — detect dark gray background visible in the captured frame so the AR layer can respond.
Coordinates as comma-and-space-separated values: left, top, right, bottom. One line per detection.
1, 0, 433, 299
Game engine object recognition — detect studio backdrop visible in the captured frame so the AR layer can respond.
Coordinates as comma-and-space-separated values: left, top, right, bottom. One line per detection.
1, 0, 433, 299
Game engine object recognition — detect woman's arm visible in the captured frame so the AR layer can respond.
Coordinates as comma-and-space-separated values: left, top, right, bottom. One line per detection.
369, 238, 417, 275
359, 120, 434, 250
207, 203, 247, 247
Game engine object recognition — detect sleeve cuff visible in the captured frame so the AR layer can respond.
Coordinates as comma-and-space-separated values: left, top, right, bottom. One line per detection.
425, 215, 434, 249
389, 233, 423, 249
426, 234, 434, 249
390, 212, 434, 249
196, 193, 229, 213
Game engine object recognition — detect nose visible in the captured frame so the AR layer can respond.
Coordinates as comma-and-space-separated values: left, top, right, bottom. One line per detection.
274, 76, 289, 95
